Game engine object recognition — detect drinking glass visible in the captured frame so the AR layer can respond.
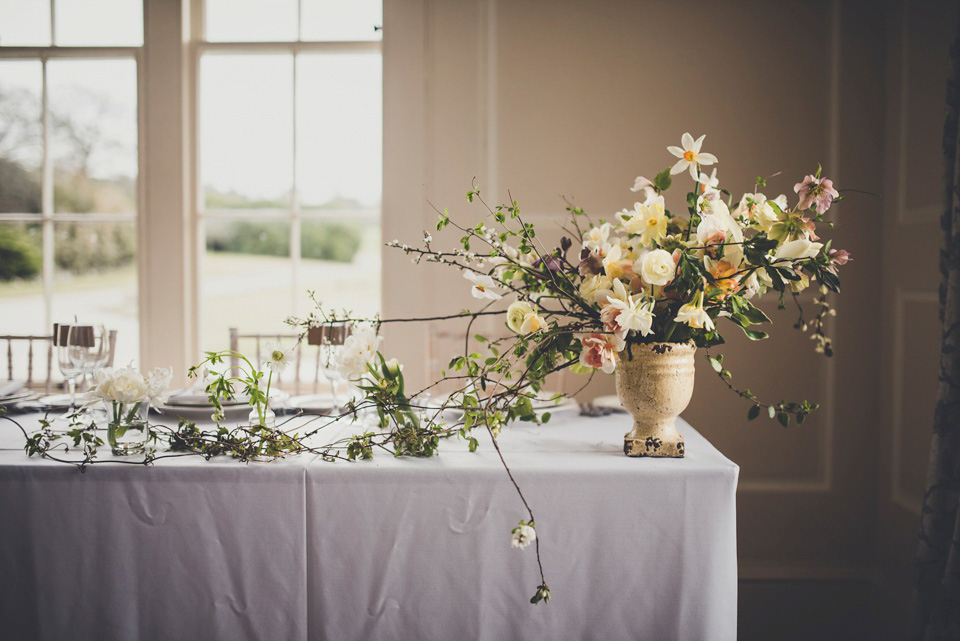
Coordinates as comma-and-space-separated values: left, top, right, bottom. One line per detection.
56, 324, 82, 409
319, 322, 350, 414
66, 324, 110, 397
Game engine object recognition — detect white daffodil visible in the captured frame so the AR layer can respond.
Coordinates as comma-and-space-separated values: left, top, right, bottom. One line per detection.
606, 292, 655, 337
773, 238, 823, 262
463, 270, 502, 300
675, 291, 716, 331
623, 196, 668, 248
630, 176, 658, 204
698, 168, 719, 192
668, 132, 719, 180
263, 341, 295, 374
636, 248, 677, 287
602, 243, 632, 280
583, 222, 612, 251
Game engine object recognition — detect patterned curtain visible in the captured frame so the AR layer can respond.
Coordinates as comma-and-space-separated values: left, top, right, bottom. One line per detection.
910, 12, 960, 641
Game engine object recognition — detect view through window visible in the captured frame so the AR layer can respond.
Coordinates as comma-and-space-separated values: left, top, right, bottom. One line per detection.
197, 0, 383, 355
0, 0, 142, 383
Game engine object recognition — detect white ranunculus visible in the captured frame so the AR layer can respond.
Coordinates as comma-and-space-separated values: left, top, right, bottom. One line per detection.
579, 274, 613, 304
506, 300, 534, 333
337, 325, 383, 380
519, 311, 547, 334
636, 249, 676, 287
773, 238, 823, 262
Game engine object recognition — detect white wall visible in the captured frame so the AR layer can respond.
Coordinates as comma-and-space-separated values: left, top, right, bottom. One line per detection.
381, 0, 952, 637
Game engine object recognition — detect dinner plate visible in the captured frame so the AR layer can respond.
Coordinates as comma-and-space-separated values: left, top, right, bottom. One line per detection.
159, 390, 289, 421
0, 391, 37, 407
165, 390, 249, 407
34, 393, 77, 409
591, 394, 626, 412
287, 394, 337, 415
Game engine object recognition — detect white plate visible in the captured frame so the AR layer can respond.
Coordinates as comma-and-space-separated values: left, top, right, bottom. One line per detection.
165, 391, 249, 407
591, 395, 626, 412
288, 394, 337, 415
34, 393, 77, 409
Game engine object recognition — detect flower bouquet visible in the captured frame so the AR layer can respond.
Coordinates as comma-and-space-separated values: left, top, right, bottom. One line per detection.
87, 365, 172, 455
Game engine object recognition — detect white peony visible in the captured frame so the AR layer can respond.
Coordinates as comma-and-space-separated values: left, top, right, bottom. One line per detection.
91, 366, 149, 404
636, 249, 676, 287
145, 367, 172, 406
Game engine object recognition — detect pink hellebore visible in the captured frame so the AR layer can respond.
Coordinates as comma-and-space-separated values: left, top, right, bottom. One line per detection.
794, 175, 840, 215
579, 333, 624, 374
829, 248, 852, 266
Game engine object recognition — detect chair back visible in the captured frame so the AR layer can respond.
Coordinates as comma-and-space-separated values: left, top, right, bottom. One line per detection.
228, 328, 323, 395
1, 334, 54, 393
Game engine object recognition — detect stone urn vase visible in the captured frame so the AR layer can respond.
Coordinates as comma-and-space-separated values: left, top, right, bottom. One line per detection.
615, 341, 696, 458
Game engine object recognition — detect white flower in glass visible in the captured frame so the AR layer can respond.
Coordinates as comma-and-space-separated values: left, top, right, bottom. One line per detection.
463, 270, 502, 300
263, 341, 295, 374
145, 367, 172, 407
667, 132, 718, 180
511, 524, 537, 549
675, 291, 716, 331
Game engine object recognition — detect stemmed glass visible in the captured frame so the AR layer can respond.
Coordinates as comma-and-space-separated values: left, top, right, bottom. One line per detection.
56, 324, 82, 409
66, 324, 110, 402
319, 322, 350, 414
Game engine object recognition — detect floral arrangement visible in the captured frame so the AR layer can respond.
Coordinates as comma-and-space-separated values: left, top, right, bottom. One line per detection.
88, 365, 172, 427
7, 131, 852, 606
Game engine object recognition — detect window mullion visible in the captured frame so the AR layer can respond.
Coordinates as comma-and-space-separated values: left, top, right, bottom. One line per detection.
40, 57, 53, 331
290, 52, 301, 318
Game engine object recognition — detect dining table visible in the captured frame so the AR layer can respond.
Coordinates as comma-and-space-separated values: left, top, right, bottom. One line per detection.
0, 403, 739, 641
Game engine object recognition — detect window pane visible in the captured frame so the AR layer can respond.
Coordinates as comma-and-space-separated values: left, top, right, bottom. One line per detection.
0, 61, 42, 214
297, 53, 381, 210
51, 220, 139, 364
201, 55, 293, 210
48, 59, 138, 214
54, 0, 142, 46
300, 0, 382, 41
204, 0, 297, 42
202, 218, 294, 351
300, 218, 379, 318
0, 0, 51, 46
0, 222, 50, 383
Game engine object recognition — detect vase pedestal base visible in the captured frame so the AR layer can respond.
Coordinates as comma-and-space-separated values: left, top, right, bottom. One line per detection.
624, 430, 685, 458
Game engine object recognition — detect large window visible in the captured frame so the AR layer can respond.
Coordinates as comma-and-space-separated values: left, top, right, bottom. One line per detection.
196, 0, 383, 351
0, 0, 142, 377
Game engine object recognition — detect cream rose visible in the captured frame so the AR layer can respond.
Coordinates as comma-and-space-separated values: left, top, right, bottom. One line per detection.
579, 274, 613, 303
636, 249, 676, 287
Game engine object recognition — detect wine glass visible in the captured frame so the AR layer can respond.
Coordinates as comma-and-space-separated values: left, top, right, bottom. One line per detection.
66, 324, 109, 400
319, 322, 350, 414
56, 324, 82, 409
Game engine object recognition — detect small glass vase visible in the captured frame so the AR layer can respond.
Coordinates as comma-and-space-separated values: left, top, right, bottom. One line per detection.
107, 408, 149, 456
248, 405, 276, 429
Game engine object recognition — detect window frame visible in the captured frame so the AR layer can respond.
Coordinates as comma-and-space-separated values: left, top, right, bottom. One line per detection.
0, 2, 144, 364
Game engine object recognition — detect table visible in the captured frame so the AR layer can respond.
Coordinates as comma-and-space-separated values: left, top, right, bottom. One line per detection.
0, 410, 739, 641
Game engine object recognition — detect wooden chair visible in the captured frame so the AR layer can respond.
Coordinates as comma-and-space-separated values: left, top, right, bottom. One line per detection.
1, 329, 118, 394
228, 328, 325, 395
1, 334, 54, 393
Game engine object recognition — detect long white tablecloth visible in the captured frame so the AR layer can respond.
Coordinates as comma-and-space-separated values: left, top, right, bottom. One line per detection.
0, 410, 739, 641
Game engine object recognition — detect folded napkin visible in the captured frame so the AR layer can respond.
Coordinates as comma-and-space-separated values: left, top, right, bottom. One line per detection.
0, 380, 24, 398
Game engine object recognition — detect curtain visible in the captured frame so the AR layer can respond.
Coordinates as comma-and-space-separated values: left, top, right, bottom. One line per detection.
910, 12, 960, 641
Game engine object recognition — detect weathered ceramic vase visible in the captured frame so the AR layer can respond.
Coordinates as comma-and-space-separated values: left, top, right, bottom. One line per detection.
615, 341, 696, 458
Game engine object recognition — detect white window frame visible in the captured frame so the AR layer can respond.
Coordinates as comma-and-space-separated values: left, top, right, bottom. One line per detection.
188, 1, 382, 353
0, 3, 143, 358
